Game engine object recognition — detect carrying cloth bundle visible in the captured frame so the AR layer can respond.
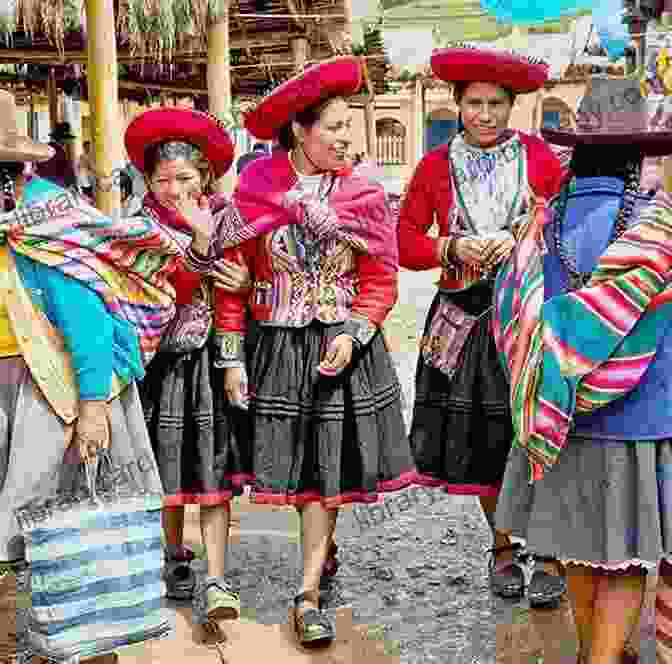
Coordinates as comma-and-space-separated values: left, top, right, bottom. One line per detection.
0, 177, 179, 366
13, 451, 170, 664
492, 190, 672, 484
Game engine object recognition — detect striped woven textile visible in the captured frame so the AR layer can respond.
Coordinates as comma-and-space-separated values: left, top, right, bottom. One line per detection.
16, 490, 170, 662
492, 188, 672, 483
0, 178, 178, 365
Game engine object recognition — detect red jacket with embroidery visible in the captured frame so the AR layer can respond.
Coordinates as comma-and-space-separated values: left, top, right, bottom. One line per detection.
398, 131, 565, 275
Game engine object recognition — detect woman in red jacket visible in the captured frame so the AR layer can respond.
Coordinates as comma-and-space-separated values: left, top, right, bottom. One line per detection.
398, 44, 566, 604
216, 56, 418, 646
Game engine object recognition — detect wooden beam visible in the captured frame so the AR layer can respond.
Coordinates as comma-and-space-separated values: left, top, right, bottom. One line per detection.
208, 6, 234, 195
86, 0, 122, 217
0, 33, 305, 64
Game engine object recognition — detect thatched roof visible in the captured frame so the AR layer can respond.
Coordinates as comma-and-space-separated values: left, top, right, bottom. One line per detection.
0, 0, 389, 96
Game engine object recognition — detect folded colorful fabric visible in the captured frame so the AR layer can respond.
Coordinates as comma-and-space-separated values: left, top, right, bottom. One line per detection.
493, 189, 672, 483
0, 177, 178, 365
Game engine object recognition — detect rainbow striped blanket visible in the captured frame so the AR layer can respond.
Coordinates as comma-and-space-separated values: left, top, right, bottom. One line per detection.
0, 179, 179, 364
492, 188, 672, 484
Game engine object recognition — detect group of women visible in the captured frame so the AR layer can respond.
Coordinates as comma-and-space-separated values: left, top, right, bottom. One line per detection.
2, 42, 672, 664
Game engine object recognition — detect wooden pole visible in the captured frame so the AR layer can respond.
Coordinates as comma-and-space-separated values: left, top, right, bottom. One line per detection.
207, 6, 234, 194
85, 0, 122, 216
47, 68, 59, 131
290, 36, 309, 74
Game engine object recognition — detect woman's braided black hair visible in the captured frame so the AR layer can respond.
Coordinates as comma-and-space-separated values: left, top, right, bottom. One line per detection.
567, 143, 647, 234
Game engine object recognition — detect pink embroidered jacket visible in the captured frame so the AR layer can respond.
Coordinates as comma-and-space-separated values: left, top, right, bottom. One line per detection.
212, 153, 399, 365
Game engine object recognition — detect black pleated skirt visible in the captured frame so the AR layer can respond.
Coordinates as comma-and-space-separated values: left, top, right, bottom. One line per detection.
246, 321, 417, 508
409, 283, 513, 496
138, 340, 254, 506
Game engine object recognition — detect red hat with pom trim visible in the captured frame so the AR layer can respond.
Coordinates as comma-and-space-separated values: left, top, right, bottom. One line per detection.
430, 43, 549, 94
244, 56, 367, 140
124, 107, 235, 178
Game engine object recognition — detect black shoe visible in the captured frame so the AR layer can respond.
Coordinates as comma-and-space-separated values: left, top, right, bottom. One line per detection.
487, 543, 526, 599
526, 556, 567, 609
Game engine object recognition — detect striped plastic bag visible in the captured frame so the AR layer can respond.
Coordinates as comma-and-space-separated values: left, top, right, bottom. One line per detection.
12, 451, 171, 664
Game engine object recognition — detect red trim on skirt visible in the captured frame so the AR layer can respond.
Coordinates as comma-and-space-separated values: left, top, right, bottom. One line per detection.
413, 472, 501, 497
163, 473, 256, 506
249, 470, 420, 509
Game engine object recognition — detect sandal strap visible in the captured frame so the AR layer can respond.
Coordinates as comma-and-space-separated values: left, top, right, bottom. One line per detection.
485, 542, 523, 556
294, 591, 323, 610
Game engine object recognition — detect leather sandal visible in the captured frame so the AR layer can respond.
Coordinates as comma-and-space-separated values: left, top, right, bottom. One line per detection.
192, 576, 240, 624
163, 548, 196, 601
293, 591, 335, 647
525, 555, 567, 609
487, 543, 526, 599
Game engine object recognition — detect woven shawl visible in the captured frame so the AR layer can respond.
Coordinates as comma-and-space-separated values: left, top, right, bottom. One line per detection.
492, 189, 672, 483
0, 180, 179, 365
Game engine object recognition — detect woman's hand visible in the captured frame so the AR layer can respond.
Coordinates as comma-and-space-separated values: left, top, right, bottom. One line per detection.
224, 367, 248, 409
211, 253, 251, 293
175, 194, 216, 255
318, 335, 353, 376
75, 401, 110, 464
481, 234, 515, 271
454, 236, 487, 265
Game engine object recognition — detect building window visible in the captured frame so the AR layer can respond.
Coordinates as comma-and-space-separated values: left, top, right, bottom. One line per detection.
376, 118, 407, 165
542, 110, 561, 129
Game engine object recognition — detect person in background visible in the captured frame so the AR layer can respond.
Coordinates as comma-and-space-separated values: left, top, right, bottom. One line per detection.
119, 167, 142, 218
34, 122, 78, 191
77, 139, 94, 198
235, 142, 269, 175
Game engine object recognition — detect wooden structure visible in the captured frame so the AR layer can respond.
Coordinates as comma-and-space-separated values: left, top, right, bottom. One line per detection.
0, 0, 384, 211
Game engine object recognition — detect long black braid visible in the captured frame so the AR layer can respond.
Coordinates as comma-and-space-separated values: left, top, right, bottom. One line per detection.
566, 143, 646, 236
0, 162, 24, 212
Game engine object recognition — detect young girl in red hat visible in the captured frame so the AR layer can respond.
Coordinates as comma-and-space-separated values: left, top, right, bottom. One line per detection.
214, 56, 418, 646
124, 108, 253, 626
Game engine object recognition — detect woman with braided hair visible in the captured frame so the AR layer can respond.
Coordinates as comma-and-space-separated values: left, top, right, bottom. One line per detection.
493, 75, 672, 663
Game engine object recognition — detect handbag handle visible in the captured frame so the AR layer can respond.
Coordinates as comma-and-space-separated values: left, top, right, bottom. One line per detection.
83, 449, 114, 505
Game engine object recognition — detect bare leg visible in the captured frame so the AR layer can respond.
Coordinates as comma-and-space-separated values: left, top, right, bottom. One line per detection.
163, 505, 185, 550
297, 502, 333, 613
199, 504, 231, 579
589, 570, 646, 664
565, 564, 599, 662
480, 494, 515, 564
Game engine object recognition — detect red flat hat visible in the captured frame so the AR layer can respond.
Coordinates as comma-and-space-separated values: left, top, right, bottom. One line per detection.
245, 56, 365, 140
431, 43, 549, 94
125, 108, 235, 178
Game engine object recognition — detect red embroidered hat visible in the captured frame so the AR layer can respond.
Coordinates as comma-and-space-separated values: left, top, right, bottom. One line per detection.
431, 43, 549, 94
124, 107, 235, 178
244, 56, 366, 140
